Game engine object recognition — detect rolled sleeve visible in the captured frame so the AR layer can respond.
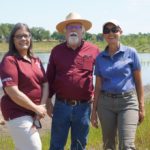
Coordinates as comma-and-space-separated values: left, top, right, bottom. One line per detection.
94, 56, 101, 76
0, 56, 18, 87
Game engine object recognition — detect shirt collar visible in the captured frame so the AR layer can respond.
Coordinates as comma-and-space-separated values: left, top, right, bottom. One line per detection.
102, 44, 125, 57
66, 40, 84, 51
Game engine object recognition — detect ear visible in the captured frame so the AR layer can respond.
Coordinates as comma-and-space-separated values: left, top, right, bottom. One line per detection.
120, 30, 123, 35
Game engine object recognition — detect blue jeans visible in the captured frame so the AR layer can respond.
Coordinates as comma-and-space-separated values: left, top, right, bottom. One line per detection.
49, 99, 91, 150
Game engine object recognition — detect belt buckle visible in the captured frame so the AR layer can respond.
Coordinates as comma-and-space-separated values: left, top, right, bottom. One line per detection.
69, 100, 77, 106
112, 94, 117, 98
107, 93, 112, 97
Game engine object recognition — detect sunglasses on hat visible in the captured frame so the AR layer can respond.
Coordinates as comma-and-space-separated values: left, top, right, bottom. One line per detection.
103, 26, 120, 34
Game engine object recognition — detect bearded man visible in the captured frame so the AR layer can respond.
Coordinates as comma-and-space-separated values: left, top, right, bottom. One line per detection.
46, 12, 100, 150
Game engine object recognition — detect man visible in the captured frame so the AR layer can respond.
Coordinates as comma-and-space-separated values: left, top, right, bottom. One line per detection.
46, 12, 100, 150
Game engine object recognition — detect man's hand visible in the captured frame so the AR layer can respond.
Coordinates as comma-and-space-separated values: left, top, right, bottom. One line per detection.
0, 119, 5, 125
91, 110, 99, 128
46, 98, 53, 118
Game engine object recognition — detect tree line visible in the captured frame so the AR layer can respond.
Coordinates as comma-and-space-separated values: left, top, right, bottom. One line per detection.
0, 23, 150, 52
0, 23, 50, 42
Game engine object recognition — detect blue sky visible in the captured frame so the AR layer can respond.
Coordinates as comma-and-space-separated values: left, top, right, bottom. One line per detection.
0, 0, 149, 35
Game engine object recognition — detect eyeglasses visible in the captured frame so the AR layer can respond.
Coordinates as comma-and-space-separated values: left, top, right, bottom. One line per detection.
14, 34, 31, 40
66, 25, 82, 31
103, 27, 120, 34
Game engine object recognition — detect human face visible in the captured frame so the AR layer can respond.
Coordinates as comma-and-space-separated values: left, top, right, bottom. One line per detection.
14, 27, 31, 55
103, 23, 122, 45
65, 23, 83, 48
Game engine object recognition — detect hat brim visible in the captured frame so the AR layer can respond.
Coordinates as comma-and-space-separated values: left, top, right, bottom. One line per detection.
103, 19, 121, 30
56, 19, 92, 33
103, 22, 118, 28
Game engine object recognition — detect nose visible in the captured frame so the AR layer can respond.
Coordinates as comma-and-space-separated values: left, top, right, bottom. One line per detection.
20, 36, 29, 41
21, 36, 26, 40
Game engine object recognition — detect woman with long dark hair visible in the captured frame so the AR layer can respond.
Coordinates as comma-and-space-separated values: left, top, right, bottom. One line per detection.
0, 23, 48, 150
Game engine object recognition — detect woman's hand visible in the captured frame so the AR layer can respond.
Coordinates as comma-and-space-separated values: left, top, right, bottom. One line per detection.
35, 104, 47, 118
138, 105, 145, 124
91, 110, 99, 128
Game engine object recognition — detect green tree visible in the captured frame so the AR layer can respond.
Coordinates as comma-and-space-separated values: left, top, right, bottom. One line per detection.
51, 31, 65, 41
84, 32, 92, 41
0, 23, 14, 42
31, 27, 50, 41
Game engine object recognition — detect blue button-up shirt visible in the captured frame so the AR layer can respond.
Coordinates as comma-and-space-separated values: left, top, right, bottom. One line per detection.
94, 44, 141, 93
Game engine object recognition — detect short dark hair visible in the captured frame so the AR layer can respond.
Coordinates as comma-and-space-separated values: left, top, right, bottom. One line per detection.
8, 23, 33, 57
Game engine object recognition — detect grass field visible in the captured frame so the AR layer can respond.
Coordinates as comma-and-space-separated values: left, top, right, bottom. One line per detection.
0, 40, 150, 149
0, 100, 150, 150
0, 40, 150, 53
0, 41, 60, 53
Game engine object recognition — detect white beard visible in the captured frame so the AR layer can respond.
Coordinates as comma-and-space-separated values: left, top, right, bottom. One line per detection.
68, 36, 79, 45
68, 32, 79, 46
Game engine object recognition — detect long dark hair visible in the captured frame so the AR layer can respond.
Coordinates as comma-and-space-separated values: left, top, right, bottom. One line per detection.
8, 23, 33, 57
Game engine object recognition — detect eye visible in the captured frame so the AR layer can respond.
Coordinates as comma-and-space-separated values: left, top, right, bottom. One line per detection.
103, 28, 110, 34
14, 34, 31, 39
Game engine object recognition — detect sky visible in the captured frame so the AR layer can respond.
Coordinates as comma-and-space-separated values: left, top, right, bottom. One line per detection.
0, 0, 149, 35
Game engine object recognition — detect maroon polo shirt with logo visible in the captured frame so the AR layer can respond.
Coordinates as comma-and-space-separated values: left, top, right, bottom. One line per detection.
0, 54, 47, 120
46, 41, 100, 100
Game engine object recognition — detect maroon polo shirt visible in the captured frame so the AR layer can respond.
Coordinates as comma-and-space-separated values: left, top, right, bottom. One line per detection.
46, 41, 100, 100
0, 54, 47, 120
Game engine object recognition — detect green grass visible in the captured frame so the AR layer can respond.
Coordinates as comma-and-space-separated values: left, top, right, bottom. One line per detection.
32, 41, 59, 53
0, 41, 60, 53
0, 40, 150, 53
0, 134, 14, 149
1, 101, 150, 150
0, 42, 9, 52
135, 100, 150, 150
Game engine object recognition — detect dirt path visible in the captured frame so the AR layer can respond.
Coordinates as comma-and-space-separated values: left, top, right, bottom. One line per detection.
0, 113, 51, 136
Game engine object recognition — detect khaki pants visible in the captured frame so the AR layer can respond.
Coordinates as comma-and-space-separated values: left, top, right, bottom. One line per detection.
97, 93, 139, 150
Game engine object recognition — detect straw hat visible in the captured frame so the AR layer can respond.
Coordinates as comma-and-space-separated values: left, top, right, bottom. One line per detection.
56, 12, 92, 33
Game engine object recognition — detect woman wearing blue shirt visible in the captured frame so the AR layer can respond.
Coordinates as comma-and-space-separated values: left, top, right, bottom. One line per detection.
91, 19, 145, 150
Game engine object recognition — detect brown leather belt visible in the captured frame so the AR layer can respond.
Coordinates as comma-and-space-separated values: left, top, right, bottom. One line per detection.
101, 90, 134, 98
56, 96, 91, 106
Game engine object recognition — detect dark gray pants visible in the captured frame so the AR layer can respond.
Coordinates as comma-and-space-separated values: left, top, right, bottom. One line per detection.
97, 93, 139, 150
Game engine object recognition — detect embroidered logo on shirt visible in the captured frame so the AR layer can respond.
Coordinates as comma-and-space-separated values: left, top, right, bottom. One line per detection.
1, 77, 13, 83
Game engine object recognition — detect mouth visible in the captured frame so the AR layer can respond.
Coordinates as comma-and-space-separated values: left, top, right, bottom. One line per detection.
70, 32, 78, 37
19, 43, 28, 46
108, 37, 115, 39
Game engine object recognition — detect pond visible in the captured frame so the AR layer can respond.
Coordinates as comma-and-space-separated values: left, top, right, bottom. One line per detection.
0, 52, 150, 86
